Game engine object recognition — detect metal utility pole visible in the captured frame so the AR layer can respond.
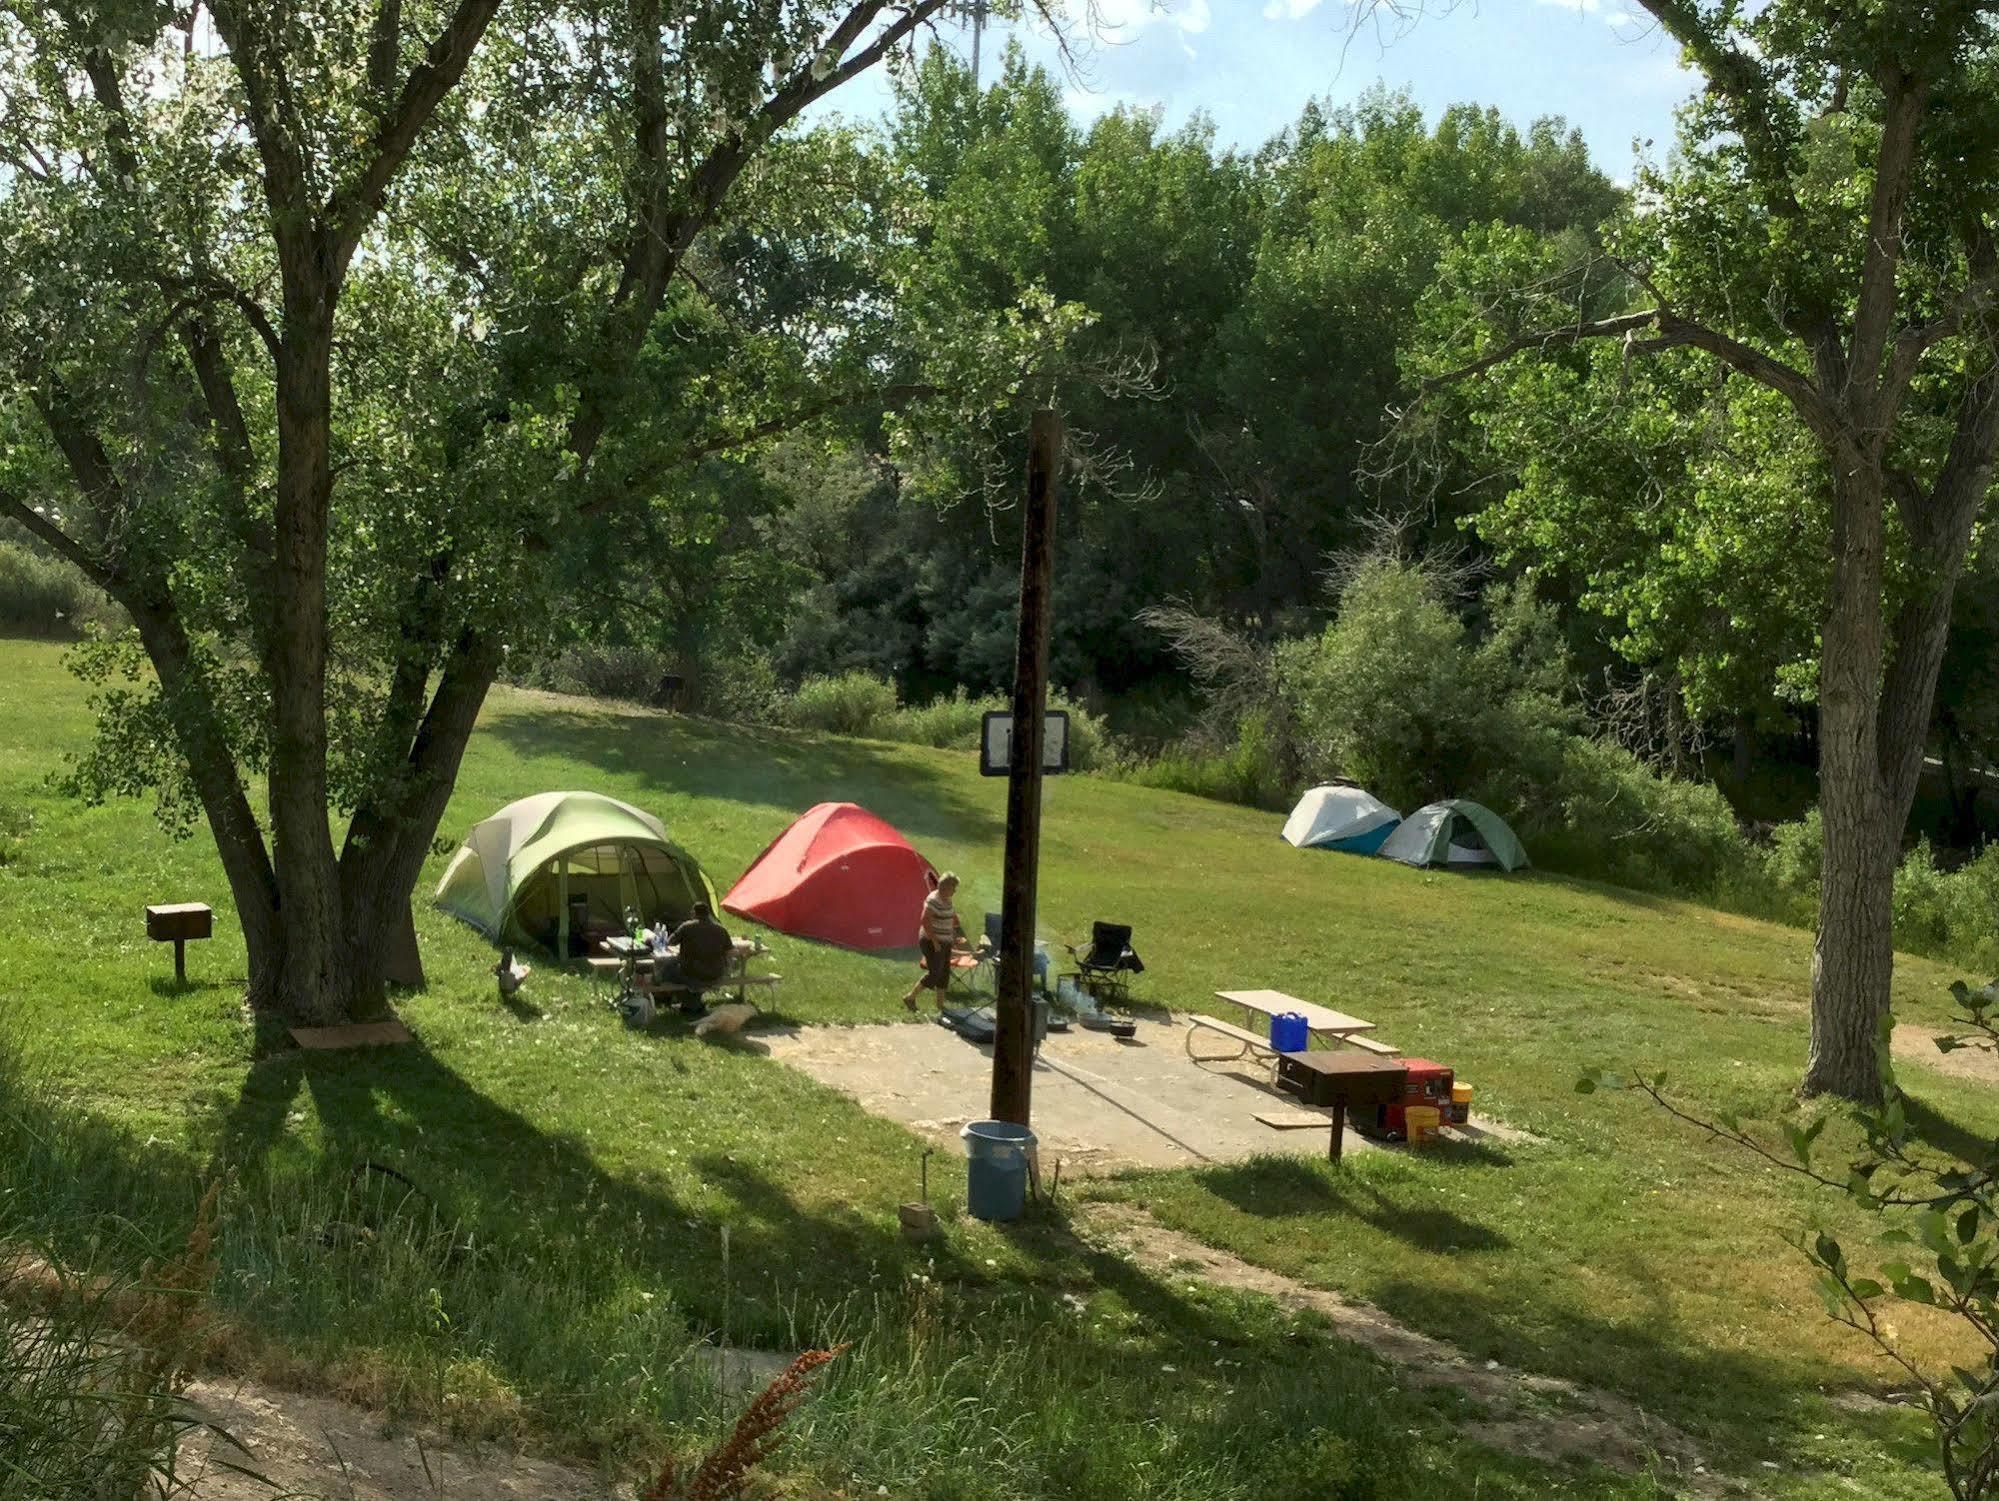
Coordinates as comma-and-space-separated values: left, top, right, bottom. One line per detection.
952, 0, 990, 85
990, 409, 1062, 1127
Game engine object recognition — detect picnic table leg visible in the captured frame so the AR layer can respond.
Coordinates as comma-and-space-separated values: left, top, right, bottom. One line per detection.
1328, 1097, 1346, 1163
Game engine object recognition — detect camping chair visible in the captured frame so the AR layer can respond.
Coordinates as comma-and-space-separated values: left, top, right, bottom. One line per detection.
1064, 922, 1144, 1007
973, 913, 1053, 997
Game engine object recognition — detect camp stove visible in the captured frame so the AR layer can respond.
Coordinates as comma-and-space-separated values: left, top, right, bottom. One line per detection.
1357, 1057, 1471, 1140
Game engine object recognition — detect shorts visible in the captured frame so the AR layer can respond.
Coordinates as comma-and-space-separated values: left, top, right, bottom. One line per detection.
919, 937, 952, 989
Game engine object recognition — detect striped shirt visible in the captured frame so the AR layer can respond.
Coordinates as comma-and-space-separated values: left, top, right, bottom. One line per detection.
920, 891, 959, 946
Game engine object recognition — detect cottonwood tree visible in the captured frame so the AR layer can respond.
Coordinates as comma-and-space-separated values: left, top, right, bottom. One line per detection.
1407, 0, 1999, 1101
0, 0, 1063, 1026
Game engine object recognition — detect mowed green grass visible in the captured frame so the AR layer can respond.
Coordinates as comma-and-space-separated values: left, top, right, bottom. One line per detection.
0, 635, 1988, 1498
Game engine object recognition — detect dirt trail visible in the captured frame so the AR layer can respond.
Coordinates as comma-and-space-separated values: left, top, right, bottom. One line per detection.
1894, 1023, 1999, 1085
175, 1378, 629, 1500
1078, 1202, 1750, 1498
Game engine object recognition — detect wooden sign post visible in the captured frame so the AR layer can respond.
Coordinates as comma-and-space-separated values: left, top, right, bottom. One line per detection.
990, 409, 1063, 1128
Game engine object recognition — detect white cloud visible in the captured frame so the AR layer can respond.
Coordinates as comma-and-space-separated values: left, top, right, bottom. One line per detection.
1093, 0, 1210, 36
1262, 0, 1326, 18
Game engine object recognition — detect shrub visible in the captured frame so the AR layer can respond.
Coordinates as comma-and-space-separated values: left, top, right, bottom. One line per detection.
890, 688, 1000, 749
1049, 692, 1110, 773
881, 689, 1110, 770
1111, 712, 1292, 810
528, 642, 680, 705
783, 671, 900, 737
1273, 559, 1576, 811
0, 540, 122, 636
1509, 736, 1754, 897
1893, 840, 1999, 969
698, 649, 787, 725
1761, 809, 1823, 923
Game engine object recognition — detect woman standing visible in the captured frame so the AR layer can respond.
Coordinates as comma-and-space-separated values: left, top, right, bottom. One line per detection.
902, 871, 964, 1012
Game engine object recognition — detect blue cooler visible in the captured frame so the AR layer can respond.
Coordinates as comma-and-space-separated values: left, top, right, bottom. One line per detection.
961, 1119, 1037, 1221
1270, 1011, 1310, 1053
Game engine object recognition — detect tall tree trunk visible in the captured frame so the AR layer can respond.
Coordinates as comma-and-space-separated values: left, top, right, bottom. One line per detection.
267, 291, 347, 1026
1803, 459, 1893, 1102
337, 636, 502, 1010
130, 604, 286, 1001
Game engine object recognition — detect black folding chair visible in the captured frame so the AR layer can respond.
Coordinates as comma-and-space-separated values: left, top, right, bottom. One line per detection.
1065, 921, 1144, 1006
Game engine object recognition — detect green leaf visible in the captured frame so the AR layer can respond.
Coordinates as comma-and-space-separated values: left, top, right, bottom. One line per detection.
1814, 1232, 1844, 1273
1918, 1210, 1954, 1257
1893, 1274, 1938, 1305
1574, 1075, 1596, 1095
1847, 1278, 1885, 1300
1961, 1207, 1980, 1246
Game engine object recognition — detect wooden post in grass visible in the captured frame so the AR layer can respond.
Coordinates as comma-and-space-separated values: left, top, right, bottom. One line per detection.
990, 409, 1063, 1127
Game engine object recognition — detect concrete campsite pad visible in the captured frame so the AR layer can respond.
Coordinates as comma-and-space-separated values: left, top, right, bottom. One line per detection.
760, 1014, 1522, 1173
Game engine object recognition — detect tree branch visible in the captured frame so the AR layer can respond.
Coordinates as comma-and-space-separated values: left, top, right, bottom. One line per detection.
1410, 309, 1664, 396
0, 485, 122, 594
574, 0, 950, 477
566, 380, 941, 533
1882, 227, 1999, 413
1411, 303, 1842, 441
1848, 72, 1929, 423
206, 0, 320, 268
1632, 0, 1802, 220
325, 0, 507, 275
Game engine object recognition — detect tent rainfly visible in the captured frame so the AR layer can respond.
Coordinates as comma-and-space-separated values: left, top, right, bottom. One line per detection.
723, 802, 935, 951
1377, 799, 1529, 872
1280, 784, 1402, 854
434, 791, 716, 955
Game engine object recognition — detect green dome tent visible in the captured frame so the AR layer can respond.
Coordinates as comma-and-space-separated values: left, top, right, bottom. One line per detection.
1377, 799, 1529, 872
435, 791, 716, 954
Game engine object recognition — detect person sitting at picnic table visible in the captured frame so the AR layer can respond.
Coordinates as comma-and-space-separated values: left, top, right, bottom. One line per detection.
650, 903, 735, 1001
902, 871, 966, 1012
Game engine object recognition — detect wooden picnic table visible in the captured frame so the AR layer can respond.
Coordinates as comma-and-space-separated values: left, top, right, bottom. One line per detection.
1213, 989, 1376, 1042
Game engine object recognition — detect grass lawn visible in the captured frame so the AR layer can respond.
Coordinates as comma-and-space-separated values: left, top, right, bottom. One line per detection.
0, 635, 1988, 1498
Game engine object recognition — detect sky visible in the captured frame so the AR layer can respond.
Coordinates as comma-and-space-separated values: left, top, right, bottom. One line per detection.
817, 0, 1701, 181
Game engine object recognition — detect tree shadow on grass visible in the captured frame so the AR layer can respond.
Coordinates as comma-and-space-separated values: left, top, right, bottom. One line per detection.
208, 1035, 1010, 1349
1191, 1155, 1512, 1252
1362, 1268, 1927, 1476
1900, 1091, 1999, 1169
483, 709, 1005, 847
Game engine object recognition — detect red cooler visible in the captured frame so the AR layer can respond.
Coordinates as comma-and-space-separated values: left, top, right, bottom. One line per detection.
1366, 1058, 1468, 1139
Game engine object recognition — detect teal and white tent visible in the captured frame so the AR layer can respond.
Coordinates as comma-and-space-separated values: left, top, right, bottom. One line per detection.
1378, 799, 1529, 872
1281, 784, 1402, 854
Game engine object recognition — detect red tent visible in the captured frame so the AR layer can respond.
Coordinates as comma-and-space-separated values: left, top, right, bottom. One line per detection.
722, 802, 936, 951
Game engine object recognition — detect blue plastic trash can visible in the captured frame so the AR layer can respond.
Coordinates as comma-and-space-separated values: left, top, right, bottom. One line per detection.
961, 1119, 1037, 1222
1270, 1011, 1310, 1053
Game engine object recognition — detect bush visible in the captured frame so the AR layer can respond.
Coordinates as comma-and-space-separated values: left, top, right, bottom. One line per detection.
698, 649, 787, 725
890, 687, 999, 748
1049, 692, 1110, 773
878, 688, 1111, 770
1111, 712, 1292, 810
525, 642, 680, 704
1273, 559, 1576, 812
1509, 736, 1754, 897
0, 540, 122, 635
1892, 841, 1999, 969
1761, 809, 1823, 923
784, 671, 900, 737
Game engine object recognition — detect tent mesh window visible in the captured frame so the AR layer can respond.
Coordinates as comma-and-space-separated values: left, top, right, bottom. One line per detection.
511, 842, 702, 951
